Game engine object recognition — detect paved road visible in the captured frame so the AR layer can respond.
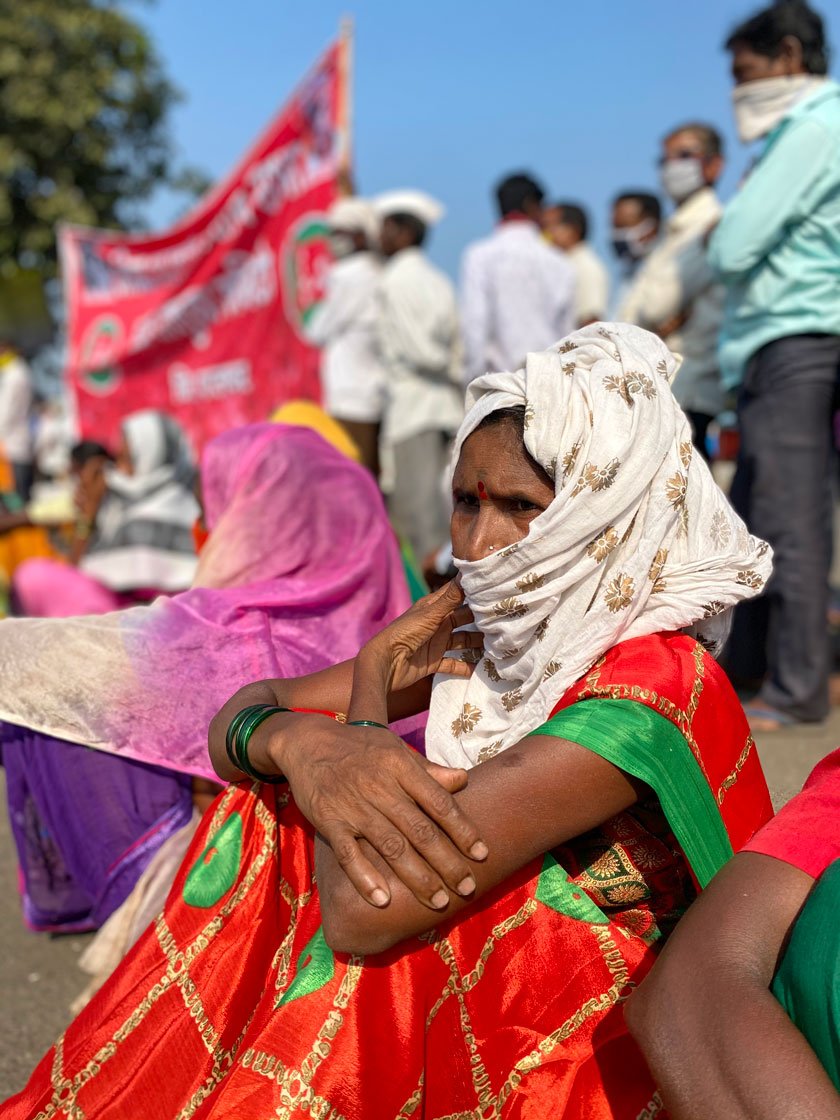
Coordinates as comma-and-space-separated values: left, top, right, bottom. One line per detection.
2, 713, 839, 1100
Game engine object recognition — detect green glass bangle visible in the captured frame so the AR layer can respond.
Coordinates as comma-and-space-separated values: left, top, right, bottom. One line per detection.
235, 705, 291, 784
225, 704, 269, 769
347, 720, 388, 730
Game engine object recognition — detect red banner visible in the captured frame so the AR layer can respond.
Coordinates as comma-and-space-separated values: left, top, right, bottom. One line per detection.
60, 41, 344, 451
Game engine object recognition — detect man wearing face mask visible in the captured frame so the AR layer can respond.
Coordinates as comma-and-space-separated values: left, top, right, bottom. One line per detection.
609, 192, 661, 315
709, 0, 840, 733
304, 197, 385, 474
618, 125, 726, 457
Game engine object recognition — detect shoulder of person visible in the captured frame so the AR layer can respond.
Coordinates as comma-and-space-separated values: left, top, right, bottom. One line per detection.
744, 747, 840, 880
461, 234, 496, 265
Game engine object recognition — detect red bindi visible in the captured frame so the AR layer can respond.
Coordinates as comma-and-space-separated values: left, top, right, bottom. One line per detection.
477, 481, 490, 501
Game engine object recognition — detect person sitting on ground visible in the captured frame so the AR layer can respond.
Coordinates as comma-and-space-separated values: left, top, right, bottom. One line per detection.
13, 411, 200, 616
5, 323, 774, 1120
543, 201, 610, 326
627, 747, 840, 1117
0, 421, 412, 937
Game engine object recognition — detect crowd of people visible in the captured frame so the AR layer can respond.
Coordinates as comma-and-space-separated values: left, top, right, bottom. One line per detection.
0, 0, 839, 1116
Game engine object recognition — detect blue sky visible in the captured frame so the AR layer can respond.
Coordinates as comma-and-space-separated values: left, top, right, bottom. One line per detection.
142, 0, 834, 279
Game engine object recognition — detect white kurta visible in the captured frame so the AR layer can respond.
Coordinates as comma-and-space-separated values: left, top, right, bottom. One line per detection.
376, 247, 463, 446
459, 221, 575, 384
0, 354, 33, 464
304, 251, 385, 424
566, 242, 610, 325
618, 188, 725, 417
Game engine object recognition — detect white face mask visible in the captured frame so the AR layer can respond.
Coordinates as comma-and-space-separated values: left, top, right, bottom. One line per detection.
732, 74, 824, 144
328, 232, 356, 259
660, 158, 707, 204
610, 217, 657, 265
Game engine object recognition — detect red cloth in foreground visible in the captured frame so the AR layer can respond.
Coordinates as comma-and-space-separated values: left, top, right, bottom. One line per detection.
743, 747, 840, 879
3, 635, 771, 1119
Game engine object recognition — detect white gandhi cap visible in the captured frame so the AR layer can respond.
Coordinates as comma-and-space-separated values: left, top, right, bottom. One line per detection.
326, 197, 379, 243
372, 190, 445, 227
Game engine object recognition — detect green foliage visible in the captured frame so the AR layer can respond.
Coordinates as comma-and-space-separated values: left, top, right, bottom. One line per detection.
0, 0, 200, 274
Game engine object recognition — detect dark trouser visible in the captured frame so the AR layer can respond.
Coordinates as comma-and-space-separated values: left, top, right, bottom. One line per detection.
685, 411, 713, 462
725, 334, 840, 722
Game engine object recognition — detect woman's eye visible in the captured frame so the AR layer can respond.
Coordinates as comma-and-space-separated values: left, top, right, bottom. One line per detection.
512, 499, 539, 513
454, 493, 478, 509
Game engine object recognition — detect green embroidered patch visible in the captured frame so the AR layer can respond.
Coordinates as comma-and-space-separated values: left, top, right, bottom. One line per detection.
536, 851, 609, 924
183, 812, 243, 908
278, 927, 335, 1007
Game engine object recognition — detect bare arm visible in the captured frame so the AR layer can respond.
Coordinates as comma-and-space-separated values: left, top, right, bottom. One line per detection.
315, 733, 645, 955
208, 580, 480, 783
626, 852, 840, 1120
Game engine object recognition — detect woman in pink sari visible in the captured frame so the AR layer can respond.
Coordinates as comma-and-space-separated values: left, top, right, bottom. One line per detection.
0, 423, 410, 932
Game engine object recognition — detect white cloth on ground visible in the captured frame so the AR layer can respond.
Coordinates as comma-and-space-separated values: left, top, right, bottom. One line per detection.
305, 251, 385, 423
376, 247, 463, 445
424, 322, 772, 770
460, 221, 575, 385
618, 188, 725, 417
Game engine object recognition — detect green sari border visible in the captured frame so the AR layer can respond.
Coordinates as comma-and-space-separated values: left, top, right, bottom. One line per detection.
771, 858, 840, 1090
529, 698, 733, 888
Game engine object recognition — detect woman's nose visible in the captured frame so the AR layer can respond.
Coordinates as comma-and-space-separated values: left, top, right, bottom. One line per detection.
464, 508, 507, 563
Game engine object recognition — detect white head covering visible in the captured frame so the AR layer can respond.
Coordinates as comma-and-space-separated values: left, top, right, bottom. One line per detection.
373, 190, 445, 227
326, 197, 379, 245
83, 410, 199, 591
425, 322, 772, 769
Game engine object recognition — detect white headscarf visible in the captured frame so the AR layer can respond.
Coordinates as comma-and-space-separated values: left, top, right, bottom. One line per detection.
82, 410, 199, 592
425, 323, 772, 769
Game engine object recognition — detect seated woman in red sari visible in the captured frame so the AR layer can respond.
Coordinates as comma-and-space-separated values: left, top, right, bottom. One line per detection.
4, 323, 774, 1120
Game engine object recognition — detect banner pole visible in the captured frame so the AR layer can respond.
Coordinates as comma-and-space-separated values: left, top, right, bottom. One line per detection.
338, 16, 354, 194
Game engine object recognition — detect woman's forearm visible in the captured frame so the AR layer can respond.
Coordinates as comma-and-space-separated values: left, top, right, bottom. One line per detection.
208, 680, 288, 781
208, 659, 435, 783
629, 972, 840, 1119
626, 855, 840, 1120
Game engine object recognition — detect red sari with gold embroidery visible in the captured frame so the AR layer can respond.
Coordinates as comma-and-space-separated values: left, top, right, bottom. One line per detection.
3, 634, 771, 1120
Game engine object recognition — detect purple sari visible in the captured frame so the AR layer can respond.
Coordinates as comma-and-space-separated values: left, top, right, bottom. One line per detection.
2, 727, 192, 931
1, 424, 412, 931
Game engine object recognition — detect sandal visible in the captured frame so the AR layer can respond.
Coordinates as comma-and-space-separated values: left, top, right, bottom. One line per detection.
742, 703, 799, 733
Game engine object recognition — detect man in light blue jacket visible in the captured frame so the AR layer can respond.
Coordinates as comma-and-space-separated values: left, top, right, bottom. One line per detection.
709, 0, 840, 731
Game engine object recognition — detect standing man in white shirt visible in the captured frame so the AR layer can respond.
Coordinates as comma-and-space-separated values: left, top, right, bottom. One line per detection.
460, 173, 575, 385
0, 341, 34, 499
373, 190, 463, 562
304, 197, 384, 473
618, 125, 726, 457
543, 202, 610, 326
